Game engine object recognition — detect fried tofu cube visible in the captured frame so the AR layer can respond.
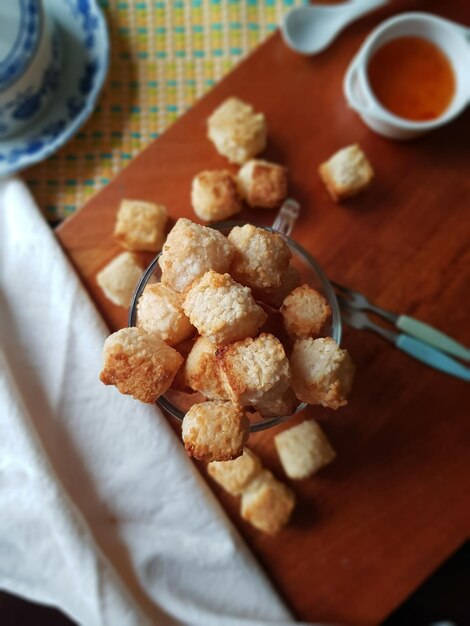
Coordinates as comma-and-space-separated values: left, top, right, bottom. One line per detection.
252, 265, 301, 309
241, 470, 295, 535
216, 333, 290, 408
191, 170, 242, 222
184, 336, 229, 400
207, 448, 263, 496
182, 401, 250, 462
254, 386, 298, 418
228, 224, 291, 291
136, 283, 194, 346
318, 144, 374, 202
237, 159, 287, 209
207, 97, 267, 165
281, 284, 331, 339
100, 327, 183, 403
114, 199, 167, 252
183, 270, 267, 346
170, 338, 195, 392
159, 218, 234, 293
275, 419, 336, 479
96, 252, 143, 308
290, 337, 355, 409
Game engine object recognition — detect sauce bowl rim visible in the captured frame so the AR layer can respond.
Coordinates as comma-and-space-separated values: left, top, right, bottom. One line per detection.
345, 11, 470, 131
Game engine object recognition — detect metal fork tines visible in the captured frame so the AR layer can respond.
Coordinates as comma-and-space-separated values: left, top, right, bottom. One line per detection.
338, 302, 397, 343
332, 280, 398, 324
271, 198, 300, 237
340, 300, 470, 382
334, 280, 470, 362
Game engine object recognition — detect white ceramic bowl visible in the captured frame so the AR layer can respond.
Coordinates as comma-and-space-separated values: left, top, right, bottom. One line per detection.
343, 12, 470, 139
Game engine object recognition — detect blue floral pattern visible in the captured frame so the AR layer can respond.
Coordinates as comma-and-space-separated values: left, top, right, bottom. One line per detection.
0, 32, 60, 127
66, 0, 100, 49
0, 0, 108, 171
0, 0, 41, 90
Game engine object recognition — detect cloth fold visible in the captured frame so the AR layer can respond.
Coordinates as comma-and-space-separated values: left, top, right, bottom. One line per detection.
0, 178, 310, 625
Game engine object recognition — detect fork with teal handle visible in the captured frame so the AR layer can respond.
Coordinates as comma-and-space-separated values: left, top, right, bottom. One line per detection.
335, 283, 470, 382
333, 281, 470, 361
271, 202, 470, 380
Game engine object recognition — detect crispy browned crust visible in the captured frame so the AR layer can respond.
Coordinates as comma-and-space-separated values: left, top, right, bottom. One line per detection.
252, 265, 301, 310
318, 146, 374, 202
186, 350, 228, 399
216, 333, 290, 411
318, 162, 341, 202
228, 226, 291, 291
100, 346, 183, 403
207, 448, 263, 495
113, 200, 167, 252
192, 170, 242, 221
184, 441, 245, 463
241, 471, 295, 535
254, 386, 298, 418
280, 284, 331, 339
207, 97, 267, 164
169, 338, 195, 392
290, 338, 355, 409
182, 402, 250, 462
247, 162, 288, 208
183, 270, 267, 346
215, 344, 246, 396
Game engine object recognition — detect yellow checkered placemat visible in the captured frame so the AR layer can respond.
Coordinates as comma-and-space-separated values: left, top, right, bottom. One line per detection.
25, 0, 305, 222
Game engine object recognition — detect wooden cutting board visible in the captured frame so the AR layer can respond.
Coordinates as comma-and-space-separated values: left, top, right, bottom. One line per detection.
56, 1, 470, 623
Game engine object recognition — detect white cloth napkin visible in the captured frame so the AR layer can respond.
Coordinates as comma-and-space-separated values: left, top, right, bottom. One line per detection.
0, 178, 310, 626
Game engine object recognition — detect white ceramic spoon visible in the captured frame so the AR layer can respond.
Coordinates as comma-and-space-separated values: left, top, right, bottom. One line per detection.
281, 0, 388, 55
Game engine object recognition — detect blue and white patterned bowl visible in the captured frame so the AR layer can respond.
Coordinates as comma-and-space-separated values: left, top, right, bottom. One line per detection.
0, 0, 61, 139
0, 0, 109, 175
0, 0, 43, 92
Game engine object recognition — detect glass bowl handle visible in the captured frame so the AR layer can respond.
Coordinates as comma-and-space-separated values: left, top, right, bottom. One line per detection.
271, 198, 300, 237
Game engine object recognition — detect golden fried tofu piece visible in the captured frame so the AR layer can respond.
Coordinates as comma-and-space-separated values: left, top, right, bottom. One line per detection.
216, 333, 290, 408
275, 419, 336, 479
207, 448, 262, 496
253, 386, 298, 418
96, 252, 143, 308
318, 144, 374, 202
184, 336, 229, 400
241, 470, 295, 535
191, 170, 242, 222
237, 159, 287, 209
228, 224, 291, 291
100, 327, 183, 403
207, 97, 267, 164
137, 283, 194, 346
252, 265, 301, 309
159, 218, 234, 293
290, 337, 355, 409
183, 270, 266, 346
182, 401, 250, 462
281, 284, 331, 339
114, 199, 167, 252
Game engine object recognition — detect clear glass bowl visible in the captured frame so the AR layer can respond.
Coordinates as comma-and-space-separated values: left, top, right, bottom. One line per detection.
128, 222, 342, 432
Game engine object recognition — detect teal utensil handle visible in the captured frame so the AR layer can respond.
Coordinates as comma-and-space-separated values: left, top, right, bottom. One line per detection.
396, 334, 470, 382
397, 315, 470, 362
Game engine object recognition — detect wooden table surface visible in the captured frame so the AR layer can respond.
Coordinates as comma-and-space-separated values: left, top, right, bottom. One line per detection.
56, 1, 470, 623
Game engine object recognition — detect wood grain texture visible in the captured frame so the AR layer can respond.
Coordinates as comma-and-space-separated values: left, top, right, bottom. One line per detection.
56, 1, 470, 624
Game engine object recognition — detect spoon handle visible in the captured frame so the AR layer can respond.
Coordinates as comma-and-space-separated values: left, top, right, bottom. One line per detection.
342, 0, 388, 22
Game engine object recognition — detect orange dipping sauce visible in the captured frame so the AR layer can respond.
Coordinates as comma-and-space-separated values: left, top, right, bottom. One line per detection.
367, 36, 455, 122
